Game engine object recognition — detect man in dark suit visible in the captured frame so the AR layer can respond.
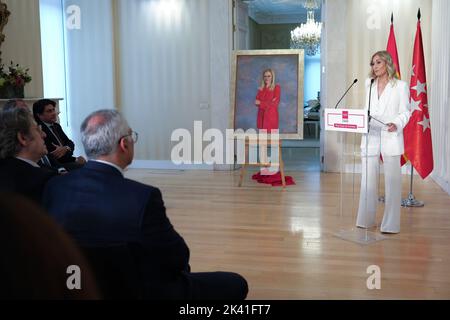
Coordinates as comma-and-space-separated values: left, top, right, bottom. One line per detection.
43, 109, 248, 300
0, 107, 56, 204
33, 99, 86, 170
3, 99, 67, 174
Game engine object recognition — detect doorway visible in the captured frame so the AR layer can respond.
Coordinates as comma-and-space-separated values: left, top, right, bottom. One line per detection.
233, 0, 322, 172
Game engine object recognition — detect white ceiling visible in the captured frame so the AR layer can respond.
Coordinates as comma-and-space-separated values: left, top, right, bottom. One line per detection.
243, 0, 322, 25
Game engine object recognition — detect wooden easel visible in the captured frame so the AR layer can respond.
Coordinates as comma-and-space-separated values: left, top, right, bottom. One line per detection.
238, 136, 286, 188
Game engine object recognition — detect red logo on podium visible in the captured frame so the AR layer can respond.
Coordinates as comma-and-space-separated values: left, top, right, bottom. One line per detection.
342, 110, 349, 122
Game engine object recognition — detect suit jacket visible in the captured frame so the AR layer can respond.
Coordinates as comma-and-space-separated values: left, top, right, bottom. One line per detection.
42, 161, 191, 299
361, 78, 411, 156
40, 122, 76, 163
37, 155, 66, 174
0, 157, 56, 204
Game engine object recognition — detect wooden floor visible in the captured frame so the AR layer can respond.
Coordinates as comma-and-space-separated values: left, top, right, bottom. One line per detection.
125, 168, 450, 299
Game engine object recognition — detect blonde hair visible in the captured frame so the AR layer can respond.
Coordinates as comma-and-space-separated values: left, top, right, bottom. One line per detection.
369, 50, 398, 81
259, 69, 276, 90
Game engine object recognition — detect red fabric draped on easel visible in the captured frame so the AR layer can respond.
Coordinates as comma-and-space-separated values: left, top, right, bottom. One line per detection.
252, 172, 295, 186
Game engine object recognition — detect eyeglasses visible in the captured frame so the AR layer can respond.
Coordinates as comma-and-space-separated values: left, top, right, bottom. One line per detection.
120, 131, 138, 144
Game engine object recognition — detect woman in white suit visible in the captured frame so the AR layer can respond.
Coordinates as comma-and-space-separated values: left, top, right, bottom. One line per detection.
356, 51, 411, 234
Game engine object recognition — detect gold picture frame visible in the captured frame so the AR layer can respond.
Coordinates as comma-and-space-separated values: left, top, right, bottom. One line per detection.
230, 49, 305, 140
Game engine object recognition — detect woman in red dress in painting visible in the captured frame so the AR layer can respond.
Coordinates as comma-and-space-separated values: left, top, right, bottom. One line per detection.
252, 68, 294, 186
255, 68, 281, 132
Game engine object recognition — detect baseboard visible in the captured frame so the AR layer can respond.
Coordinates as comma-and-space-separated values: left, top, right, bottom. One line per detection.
432, 174, 450, 195
129, 160, 213, 170
344, 163, 415, 175
283, 139, 320, 148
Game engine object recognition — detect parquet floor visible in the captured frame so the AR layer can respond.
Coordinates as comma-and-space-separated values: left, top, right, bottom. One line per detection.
125, 168, 450, 299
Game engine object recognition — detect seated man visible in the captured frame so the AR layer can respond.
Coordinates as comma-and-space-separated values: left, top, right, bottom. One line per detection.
33, 99, 86, 170
0, 107, 57, 204
43, 109, 248, 300
3, 99, 67, 174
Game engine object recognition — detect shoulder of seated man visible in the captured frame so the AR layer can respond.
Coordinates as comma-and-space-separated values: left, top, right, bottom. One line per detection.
123, 177, 161, 195
39, 166, 59, 177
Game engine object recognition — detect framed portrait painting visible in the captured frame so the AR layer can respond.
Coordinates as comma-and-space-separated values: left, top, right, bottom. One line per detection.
230, 49, 304, 140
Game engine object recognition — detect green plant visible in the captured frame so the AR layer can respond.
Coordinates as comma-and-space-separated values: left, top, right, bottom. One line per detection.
0, 59, 32, 88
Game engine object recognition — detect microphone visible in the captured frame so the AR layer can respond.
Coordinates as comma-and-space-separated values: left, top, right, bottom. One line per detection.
368, 78, 375, 125
334, 78, 358, 109
368, 78, 386, 126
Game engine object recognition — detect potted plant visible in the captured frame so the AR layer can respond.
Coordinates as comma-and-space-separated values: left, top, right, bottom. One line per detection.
0, 59, 32, 98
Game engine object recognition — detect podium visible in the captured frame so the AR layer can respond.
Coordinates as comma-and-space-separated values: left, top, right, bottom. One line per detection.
324, 108, 387, 245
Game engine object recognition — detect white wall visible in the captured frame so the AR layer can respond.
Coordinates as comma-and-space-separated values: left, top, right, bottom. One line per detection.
209, 0, 233, 170
321, 0, 348, 171
39, 0, 68, 127
62, 0, 116, 157
116, 0, 212, 161
430, 0, 450, 195
40, 0, 65, 99
2, 0, 43, 98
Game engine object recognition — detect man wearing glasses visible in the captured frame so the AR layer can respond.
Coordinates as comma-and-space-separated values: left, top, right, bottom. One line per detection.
43, 109, 248, 300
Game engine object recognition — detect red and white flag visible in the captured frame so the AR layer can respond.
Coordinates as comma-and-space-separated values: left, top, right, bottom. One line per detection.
403, 9, 434, 179
386, 13, 408, 166
386, 13, 401, 79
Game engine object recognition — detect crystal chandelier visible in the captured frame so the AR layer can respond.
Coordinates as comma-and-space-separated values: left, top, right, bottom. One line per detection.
290, 0, 322, 56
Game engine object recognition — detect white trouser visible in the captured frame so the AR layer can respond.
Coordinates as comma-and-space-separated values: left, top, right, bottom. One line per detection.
356, 154, 402, 233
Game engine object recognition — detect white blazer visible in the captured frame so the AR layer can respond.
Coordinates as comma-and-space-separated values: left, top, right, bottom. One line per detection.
361, 78, 411, 156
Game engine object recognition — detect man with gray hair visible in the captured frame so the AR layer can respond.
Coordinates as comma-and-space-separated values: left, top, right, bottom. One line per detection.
2, 99, 68, 174
0, 107, 56, 203
43, 109, 248, 300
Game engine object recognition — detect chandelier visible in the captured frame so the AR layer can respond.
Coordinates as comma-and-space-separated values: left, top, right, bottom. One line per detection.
290, 0, 322, 56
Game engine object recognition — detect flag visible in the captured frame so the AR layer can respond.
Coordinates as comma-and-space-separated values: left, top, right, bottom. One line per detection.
387, 13, 401, 79
385, 13, 408, 165
403, 9, 434, 179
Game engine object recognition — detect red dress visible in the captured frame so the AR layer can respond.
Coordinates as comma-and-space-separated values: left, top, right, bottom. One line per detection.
256, 84, 281, 131
253, 84, 295, 186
